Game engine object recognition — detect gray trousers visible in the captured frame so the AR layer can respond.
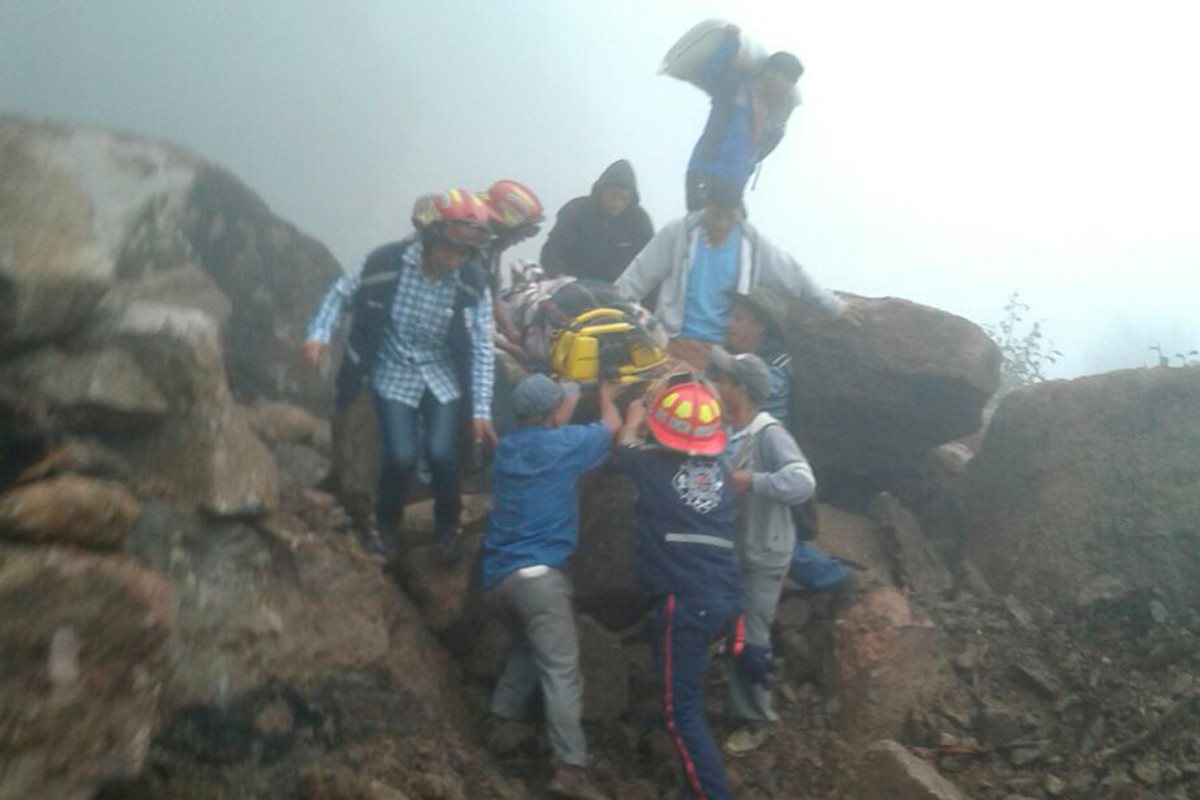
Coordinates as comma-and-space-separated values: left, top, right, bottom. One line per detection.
487, 567, 587, 766
727, 564, 789, 722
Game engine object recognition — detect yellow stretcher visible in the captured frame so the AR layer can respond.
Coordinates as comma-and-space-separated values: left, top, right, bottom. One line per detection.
548, 308, 668, 384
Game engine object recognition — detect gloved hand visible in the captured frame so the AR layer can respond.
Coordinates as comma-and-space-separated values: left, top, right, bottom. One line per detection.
737, 643, 775, 689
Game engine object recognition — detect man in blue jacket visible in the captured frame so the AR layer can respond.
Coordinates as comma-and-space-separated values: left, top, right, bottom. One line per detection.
481, 375, 622, 800
687, 24, 804, 211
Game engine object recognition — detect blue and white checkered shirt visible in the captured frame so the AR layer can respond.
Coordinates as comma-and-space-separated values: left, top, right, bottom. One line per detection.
306, 241, 495, 419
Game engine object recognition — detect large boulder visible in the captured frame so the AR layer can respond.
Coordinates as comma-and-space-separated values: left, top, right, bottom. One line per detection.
0, 545, 173, 800
0, 115, 340, 413
123, 504, 501, 799
85, 298, 280, 517
0, 346, 169, 432
962, 365, 1200, 610
830, 586, 953, 748
782, 295, 1000, 479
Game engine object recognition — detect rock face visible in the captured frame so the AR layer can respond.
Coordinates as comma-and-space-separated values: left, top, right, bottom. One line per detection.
962, 366, 1200, 610
124, 504, 511, 799
0, 545, 173, 800
0, 115, 340, 413
782, 295, 1000, 479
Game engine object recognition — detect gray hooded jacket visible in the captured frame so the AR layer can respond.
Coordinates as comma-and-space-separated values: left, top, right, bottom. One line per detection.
614, 213, 844, 339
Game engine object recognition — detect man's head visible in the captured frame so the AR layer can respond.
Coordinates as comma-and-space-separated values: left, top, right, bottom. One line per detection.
513, 374, 581, 427
761, 51, 803, 100
598, 185, 634, 217
702, 180, 744, 245
412, 189, 491, 277
725, 291, 787, 354
484, 180, 543, 250
707, 346, 771, 413
424, 240, 473, 277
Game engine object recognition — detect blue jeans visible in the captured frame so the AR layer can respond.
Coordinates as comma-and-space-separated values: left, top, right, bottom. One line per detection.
789, 541, 850, 590
374, 390, 460, 534
651, 592, 738, 800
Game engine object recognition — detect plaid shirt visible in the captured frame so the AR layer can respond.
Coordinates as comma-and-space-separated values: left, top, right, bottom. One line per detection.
306, 241, 495, 418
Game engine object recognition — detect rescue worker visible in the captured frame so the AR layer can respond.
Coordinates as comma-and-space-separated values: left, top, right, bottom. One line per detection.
481, 375, 623, 800
612, 374, 740, 800
541, 160, 654, 283
615, 181, 864, 369
687, 23, 803, 211
481, 179, 544, 348
303, 190, 497, 563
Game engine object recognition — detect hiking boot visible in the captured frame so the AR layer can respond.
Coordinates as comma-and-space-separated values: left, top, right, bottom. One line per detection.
433, 527, 464, 565
723, 723, 775, 757
358, 518, 398, 560
548, 766, 610, 800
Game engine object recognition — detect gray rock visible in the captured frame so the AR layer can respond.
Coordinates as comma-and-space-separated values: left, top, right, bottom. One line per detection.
578, 613, 628, 721
856, 739, 972, 800
870, 492, 953, 608
963, 366, 1200, 610
784, 295, 999, 478
28, 348, 168, 431
0, 116, 339, 413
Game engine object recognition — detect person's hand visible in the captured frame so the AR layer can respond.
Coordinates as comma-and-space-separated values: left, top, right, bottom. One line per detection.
624, 397, 647, 427
598, 380, 628, 401
838, 300, 868, 328
303, 340, 326, 369
473, 418, 498, 450
730, 469, 754, 494
496, 337, 528, 364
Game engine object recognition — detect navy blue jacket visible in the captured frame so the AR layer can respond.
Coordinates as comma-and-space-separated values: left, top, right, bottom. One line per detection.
612, 444, 741, 601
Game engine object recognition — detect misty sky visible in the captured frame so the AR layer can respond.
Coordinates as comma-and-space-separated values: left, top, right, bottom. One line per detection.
3, 0, 1198, 377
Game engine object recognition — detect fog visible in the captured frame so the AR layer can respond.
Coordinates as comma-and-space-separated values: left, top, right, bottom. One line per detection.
4, 0, 1198, 377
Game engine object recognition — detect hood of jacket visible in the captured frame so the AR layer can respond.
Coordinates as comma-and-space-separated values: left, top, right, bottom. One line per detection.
591, 159, 640, 206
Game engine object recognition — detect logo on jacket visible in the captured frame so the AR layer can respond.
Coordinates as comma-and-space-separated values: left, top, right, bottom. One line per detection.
671, 460, 725, 514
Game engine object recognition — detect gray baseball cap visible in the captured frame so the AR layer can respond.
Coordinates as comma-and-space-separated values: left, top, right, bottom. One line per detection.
513, 374, 580, 419
707, 346, 771, 404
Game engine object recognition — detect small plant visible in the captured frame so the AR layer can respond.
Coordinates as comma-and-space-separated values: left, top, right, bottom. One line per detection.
1148, 344, 1200, 367
984, 292, 1063, 400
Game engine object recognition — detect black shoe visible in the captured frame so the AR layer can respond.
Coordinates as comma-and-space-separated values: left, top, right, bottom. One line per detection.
434, 527, 463, 565
359, 517, 399, 559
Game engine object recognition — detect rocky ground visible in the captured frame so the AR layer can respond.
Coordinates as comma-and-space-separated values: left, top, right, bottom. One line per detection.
4, 116, 1199, 800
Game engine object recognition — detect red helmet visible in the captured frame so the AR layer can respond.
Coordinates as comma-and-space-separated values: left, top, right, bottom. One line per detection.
485, 179, 544, 229
411, 189, 493, 249
646, 373, 727, 456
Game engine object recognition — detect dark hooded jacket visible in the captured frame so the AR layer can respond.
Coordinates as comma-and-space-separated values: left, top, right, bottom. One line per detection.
540, 160, 654, 283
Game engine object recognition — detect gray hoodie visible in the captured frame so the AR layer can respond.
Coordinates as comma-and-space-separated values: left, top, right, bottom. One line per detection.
614, 213, 844, 339
728, 411, 816, 571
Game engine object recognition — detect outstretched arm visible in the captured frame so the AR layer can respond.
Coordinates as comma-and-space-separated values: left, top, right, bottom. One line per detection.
467, 289, 498, 448
614, 223, 679, 303
303, 266, 363, 366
